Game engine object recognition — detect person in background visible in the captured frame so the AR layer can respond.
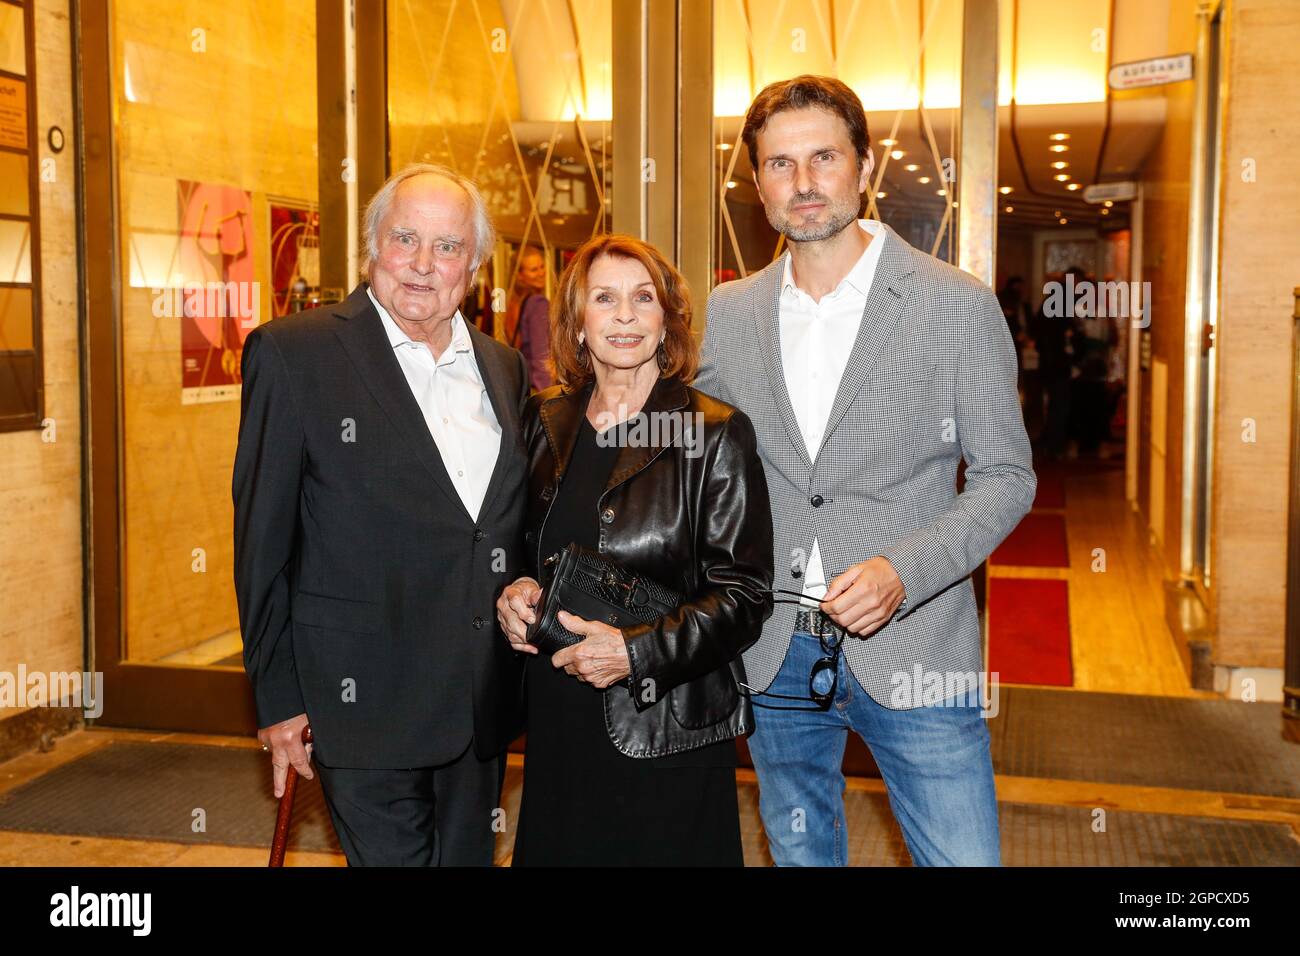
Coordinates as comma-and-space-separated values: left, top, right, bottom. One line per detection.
503, 245, 553, 391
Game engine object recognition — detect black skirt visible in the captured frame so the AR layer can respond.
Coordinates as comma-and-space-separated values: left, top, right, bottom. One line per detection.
512, 414, 742, 867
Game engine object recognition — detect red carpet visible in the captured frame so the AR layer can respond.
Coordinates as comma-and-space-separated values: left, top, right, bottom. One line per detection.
1032, 466, 1066, 509
987, 577, 1073, 686
990, 513, 1069, 567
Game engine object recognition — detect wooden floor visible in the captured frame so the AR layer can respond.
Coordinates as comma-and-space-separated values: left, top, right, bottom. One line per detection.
988, 461, 1201, 698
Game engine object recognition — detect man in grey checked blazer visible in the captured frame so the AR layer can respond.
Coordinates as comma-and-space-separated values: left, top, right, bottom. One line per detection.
695, 76, 1035, 866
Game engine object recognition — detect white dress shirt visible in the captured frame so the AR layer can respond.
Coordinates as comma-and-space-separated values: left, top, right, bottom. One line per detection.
778, 219, 887, 605
368, 288, 502, 521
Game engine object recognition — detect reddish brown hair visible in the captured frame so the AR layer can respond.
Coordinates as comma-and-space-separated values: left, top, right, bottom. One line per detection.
742, 74, 872, 174
549, 234, 697, 390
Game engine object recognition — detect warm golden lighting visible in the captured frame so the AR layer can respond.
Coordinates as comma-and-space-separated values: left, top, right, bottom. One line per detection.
1066, 183, 1081, 191
717, 142, 732, 151
1049, 132, 1070, 141
1104, 200, 1114, 207
937, 188, 947, 196
880, 138, 898, 146
998, 186, 1013, 194
1054, 173, 1070, 181
1059, 217, 1068, 224
1101, 207, 1110, 215
918, 176, 931, 184
877, 192, 887, 199
1049, 144, 1069, 153
904, 164, 919, 172
726, 180, 737, 189
1004, 205, 1014, 213
1050, 161, 1069, 169
890, 149, 904, 160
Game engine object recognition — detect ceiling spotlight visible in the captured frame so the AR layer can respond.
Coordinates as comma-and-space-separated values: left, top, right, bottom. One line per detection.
1066, 183, 1081, 191
1059, 217, 1068, 224
880, 138, 898, 146
937, 188, 947, 196
1054, 173, 1070, 181
1049, 144, 1069, 153
726, 180, 737, 189
890, 149, 904, 160
1050, 161, 1069, 169
904, 163, 919, 171
918, 176, 931, 184
1101, 207, 1110, 215
1104, 200, 1114, 207
1049, 132, 1070, 141
1053, 210, 1061, 217
1004, 205, 1014, 213
876, 192, 887, 199
952, 201, 959, 208
998, 186, 1013, 194
717, 142, 733, 151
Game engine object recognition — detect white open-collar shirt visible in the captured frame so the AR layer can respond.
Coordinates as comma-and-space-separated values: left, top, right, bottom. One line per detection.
778, 219, 887, 605
368, 287, 502, 522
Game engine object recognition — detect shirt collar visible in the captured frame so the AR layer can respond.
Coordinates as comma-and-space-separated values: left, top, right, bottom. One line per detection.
781, 219, 886, 298
367, 285, 472, 356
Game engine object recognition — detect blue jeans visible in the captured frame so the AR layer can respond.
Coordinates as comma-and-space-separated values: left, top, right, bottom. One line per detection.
747, 632, 1001, 866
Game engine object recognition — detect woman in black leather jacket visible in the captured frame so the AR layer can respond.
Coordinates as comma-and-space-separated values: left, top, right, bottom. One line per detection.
495, 234, 773, 866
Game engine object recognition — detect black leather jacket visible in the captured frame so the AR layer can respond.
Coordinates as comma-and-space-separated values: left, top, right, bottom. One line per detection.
522, 375, 774, 758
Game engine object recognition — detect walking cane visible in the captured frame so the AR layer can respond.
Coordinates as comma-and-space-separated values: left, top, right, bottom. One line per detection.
268, 725, 313, 867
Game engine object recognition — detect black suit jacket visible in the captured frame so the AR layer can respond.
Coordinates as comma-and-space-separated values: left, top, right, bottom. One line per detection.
232, 284, 529, 769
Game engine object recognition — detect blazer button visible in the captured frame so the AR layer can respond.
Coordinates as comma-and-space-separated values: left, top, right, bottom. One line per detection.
810, 495, 824, 508
601, 507, 615, 524
473, 616, 485, 629
473, 529, 485, 542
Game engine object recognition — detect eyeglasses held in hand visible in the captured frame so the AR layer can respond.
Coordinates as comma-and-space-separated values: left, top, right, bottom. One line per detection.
738, 588, 844, 711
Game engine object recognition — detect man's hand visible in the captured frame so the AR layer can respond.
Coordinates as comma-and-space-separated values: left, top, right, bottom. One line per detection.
821, 557, 906, 638
496, 576, 542, 654
257, 712, 313, 799
551, 611, 630, 688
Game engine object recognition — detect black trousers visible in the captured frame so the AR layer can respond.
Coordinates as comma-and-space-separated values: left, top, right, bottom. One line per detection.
315, 739, 505, 866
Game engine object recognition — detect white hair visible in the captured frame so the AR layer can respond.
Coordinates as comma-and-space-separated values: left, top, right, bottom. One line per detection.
360, 163, 496, 277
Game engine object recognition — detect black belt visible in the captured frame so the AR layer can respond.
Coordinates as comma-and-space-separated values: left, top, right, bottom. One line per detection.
794, 607, 837, 638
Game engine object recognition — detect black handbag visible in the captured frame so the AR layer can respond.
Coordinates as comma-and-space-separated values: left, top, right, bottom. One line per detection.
526, 543, 682, 656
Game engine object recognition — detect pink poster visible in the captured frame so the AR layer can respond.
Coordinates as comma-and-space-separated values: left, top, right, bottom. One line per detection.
177, 180, 256, 404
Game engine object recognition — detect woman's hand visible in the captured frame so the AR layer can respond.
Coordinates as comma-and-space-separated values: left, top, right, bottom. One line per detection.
496, 576, 542, 655
551, 611, 630, 688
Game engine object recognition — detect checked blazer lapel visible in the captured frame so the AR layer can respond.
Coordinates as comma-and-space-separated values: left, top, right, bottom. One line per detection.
753, 259, 814, 473
813, 223, 918, 465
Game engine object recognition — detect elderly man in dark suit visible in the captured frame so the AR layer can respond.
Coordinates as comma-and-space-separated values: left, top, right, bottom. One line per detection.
233, 164, 529, 866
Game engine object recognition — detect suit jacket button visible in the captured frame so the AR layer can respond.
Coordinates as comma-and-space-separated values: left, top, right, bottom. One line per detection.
601, 507, 615, 524
473, 529, 485, 542
473, 616, 485, 629
810, 495, 824, 507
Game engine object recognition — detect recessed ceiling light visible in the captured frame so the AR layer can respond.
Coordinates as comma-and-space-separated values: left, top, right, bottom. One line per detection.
998, 186, 1013, 194
1067, 183, 1082, 191
877, 192, 887, 199
952, 201, 959, 208
1004, 205, 1014, 213
717, 142, 732, 151
1049, 144, 1069, 153
890, 149, 904, 160
904, 164, 919, 171
1059, 217, 1068, 224
1050, 161, 1069, 169
1101, 207, 1110, 215
1104, 200, 1114, 207
880, 138, 898, 146
937, 188, 947, 196
1054, 173, 1070, 181
1049, 132, 1070, 141
1053, 210, 1061, 217
918, 176, 931, 184
726, 180, 737, 189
